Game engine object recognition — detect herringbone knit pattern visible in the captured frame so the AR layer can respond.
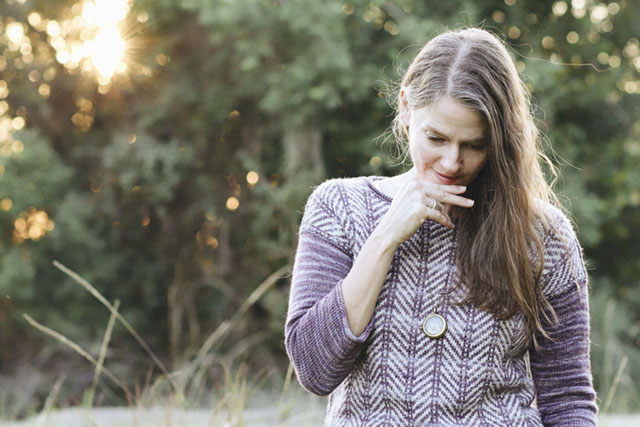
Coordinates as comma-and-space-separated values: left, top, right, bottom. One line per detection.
285, 177, 597, 426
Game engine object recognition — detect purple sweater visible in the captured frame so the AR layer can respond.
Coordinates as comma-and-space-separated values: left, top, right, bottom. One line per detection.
285, 177, 597, 426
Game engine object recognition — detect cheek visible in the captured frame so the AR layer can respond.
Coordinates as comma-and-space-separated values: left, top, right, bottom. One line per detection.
410, 145, 436, 167
466, 154, 488, 176
408, 138, 424, 161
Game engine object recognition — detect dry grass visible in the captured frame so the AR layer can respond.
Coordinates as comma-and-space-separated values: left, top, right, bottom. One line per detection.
4, 262, 638, 426
6, 261, 295, 425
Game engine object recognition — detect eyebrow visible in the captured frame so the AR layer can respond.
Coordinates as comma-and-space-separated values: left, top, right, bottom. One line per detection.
424, 125, 486, 144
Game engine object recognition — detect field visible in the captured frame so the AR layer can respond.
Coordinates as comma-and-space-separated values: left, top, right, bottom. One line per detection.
1, 388, 637, 427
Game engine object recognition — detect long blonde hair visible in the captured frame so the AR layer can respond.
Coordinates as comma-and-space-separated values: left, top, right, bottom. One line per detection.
393, 28, 560, 347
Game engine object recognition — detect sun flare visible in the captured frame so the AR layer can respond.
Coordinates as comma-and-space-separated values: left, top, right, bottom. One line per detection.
92, 26, 125, 79
86, 0, 130, 81
45, 0, 132, 83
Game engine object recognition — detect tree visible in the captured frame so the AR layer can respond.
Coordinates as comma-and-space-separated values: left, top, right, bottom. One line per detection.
0, 0, 638, 412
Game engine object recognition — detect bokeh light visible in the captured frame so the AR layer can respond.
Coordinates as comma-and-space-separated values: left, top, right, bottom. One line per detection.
0, 81, 8, 99
6, 22, 25, 45
609, 55, 621, 68
38, 84, 51, 98
590, 4, 609, 23
571, 0, 587, 19
27, 12, 42, 28
507, 26, 521, 39
552, 1, 568, 16
226, 197, 240, 211
206, 237, 219, 248
541, 36, 554, 49
597, 51, 610, 64
13, 208, 55, 243
246, 171, 259, 185
608, 2, 620, 14
0, 198, 12, 211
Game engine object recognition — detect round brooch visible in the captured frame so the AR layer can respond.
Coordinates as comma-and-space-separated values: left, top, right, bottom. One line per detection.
421, 313, 447, 339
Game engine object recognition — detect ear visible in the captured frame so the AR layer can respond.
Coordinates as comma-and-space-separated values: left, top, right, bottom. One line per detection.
398, 89, 410, 126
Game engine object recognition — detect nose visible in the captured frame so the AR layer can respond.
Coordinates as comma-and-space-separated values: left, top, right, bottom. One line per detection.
440, 144, 462, 174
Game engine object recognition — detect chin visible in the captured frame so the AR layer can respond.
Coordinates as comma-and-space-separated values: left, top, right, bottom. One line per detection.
419, 171, 440, 185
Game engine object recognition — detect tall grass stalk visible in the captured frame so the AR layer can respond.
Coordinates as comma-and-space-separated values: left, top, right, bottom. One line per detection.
603, 354, 629, 413
277, 363, 295, 419
33, 374, 65, 427
22, 313, 131, 399
208, 363, 250, 426
18, 262, 292, 423
52, 260, 178, 395
193, 265, 289, 364
169, 265, 289, 398
85, 299, 121, 408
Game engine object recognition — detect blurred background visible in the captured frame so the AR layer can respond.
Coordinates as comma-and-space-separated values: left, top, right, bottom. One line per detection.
0, 0, 638, 420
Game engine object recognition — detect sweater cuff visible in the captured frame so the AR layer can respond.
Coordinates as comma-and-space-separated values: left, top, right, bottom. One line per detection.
336, 280, 373, 343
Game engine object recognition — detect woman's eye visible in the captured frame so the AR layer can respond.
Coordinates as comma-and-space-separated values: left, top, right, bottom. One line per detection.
427, 135, 444, 143
461, 141, 486, 151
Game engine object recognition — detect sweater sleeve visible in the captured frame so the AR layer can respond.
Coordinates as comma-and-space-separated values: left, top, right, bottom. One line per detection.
529, 211, 598, 426
284, 181, 372, 396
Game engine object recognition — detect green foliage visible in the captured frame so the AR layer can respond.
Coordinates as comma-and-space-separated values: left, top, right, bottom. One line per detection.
590, 279, 640, 413
0, 0, 638, 414
0, 130, 72, 305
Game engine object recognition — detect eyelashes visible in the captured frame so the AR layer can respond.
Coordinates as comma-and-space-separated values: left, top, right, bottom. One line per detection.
425, 134, 487, 151
425, 132, 445, 142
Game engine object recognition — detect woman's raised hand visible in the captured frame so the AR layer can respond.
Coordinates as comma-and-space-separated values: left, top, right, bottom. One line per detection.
376, 170, 475, 247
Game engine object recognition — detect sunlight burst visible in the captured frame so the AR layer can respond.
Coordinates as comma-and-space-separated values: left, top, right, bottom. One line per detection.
92, 27, 125, 79
87, 0, 129, 81
43, 0, 139, 84
96, 0, 130, 27
47, 0, 131, 82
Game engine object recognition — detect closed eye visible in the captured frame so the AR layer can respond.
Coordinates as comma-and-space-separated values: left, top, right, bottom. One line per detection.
426, 134, 445, 143
467, 143, 487, 151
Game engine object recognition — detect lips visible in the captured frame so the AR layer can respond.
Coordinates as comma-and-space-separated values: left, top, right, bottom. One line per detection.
435, 171, 459, 185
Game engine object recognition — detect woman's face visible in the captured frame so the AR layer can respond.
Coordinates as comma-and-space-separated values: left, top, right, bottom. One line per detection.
402, 95, 488, 186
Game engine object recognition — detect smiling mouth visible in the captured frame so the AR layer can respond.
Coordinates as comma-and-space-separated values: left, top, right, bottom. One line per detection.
435, 172, 459, 183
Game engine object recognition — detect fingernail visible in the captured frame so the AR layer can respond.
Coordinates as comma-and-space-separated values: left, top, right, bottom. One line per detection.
467, 199, 475, 206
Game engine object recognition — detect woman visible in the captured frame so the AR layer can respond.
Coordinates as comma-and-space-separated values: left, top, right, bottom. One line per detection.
285, 27, 597, 426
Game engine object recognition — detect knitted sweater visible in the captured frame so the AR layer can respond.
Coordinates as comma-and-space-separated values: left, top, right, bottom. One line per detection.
285, 177, 597, 426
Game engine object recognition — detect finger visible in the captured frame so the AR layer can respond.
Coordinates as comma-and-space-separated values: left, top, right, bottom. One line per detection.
416, 180, 468, 195
425, 191, 474, 208
405, 173, 467, 197
423, 205, 455, 229
437, 184, 468, 194
424, 197, 444, 213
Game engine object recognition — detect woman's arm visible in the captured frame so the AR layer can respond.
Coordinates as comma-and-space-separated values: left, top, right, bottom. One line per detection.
529, 214, 598, 426
529, 279, 597, 426
285, 175, 472, 395
284, 228, 395, 395
343, 174, 470, 336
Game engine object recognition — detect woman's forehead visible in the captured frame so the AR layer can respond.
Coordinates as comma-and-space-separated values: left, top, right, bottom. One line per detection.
413, 97, 486, 139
